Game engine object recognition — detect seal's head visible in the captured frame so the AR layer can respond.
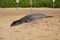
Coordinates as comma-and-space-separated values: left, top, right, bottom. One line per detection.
10, 20, 23, 27
10, 19, 29, 27
11, 21, 18, 27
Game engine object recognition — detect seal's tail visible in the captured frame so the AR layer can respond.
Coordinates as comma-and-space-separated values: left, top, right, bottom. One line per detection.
45, 16, 53, 18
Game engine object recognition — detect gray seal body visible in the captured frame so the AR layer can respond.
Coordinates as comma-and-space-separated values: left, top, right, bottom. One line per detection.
11, 14, 53, 27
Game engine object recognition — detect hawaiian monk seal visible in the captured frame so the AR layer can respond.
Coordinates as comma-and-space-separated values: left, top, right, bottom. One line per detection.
10, 14, 53, 27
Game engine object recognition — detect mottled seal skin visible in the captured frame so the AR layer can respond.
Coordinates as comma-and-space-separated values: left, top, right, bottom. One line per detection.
10, 14, 53, 27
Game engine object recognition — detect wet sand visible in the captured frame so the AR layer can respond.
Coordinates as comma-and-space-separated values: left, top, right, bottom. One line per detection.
0, 8, 60, 40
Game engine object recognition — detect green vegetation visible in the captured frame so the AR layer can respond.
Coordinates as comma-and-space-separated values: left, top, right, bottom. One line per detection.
0, 0, 60, 8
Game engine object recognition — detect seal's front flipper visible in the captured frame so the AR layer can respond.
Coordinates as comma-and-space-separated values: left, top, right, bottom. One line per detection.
24, 19, 30, 22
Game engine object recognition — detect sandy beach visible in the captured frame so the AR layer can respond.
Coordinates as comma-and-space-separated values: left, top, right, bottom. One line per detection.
0, 8, 60, 40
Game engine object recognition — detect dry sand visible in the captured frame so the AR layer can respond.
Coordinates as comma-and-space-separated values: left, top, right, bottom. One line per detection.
0, 8, 60, 40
